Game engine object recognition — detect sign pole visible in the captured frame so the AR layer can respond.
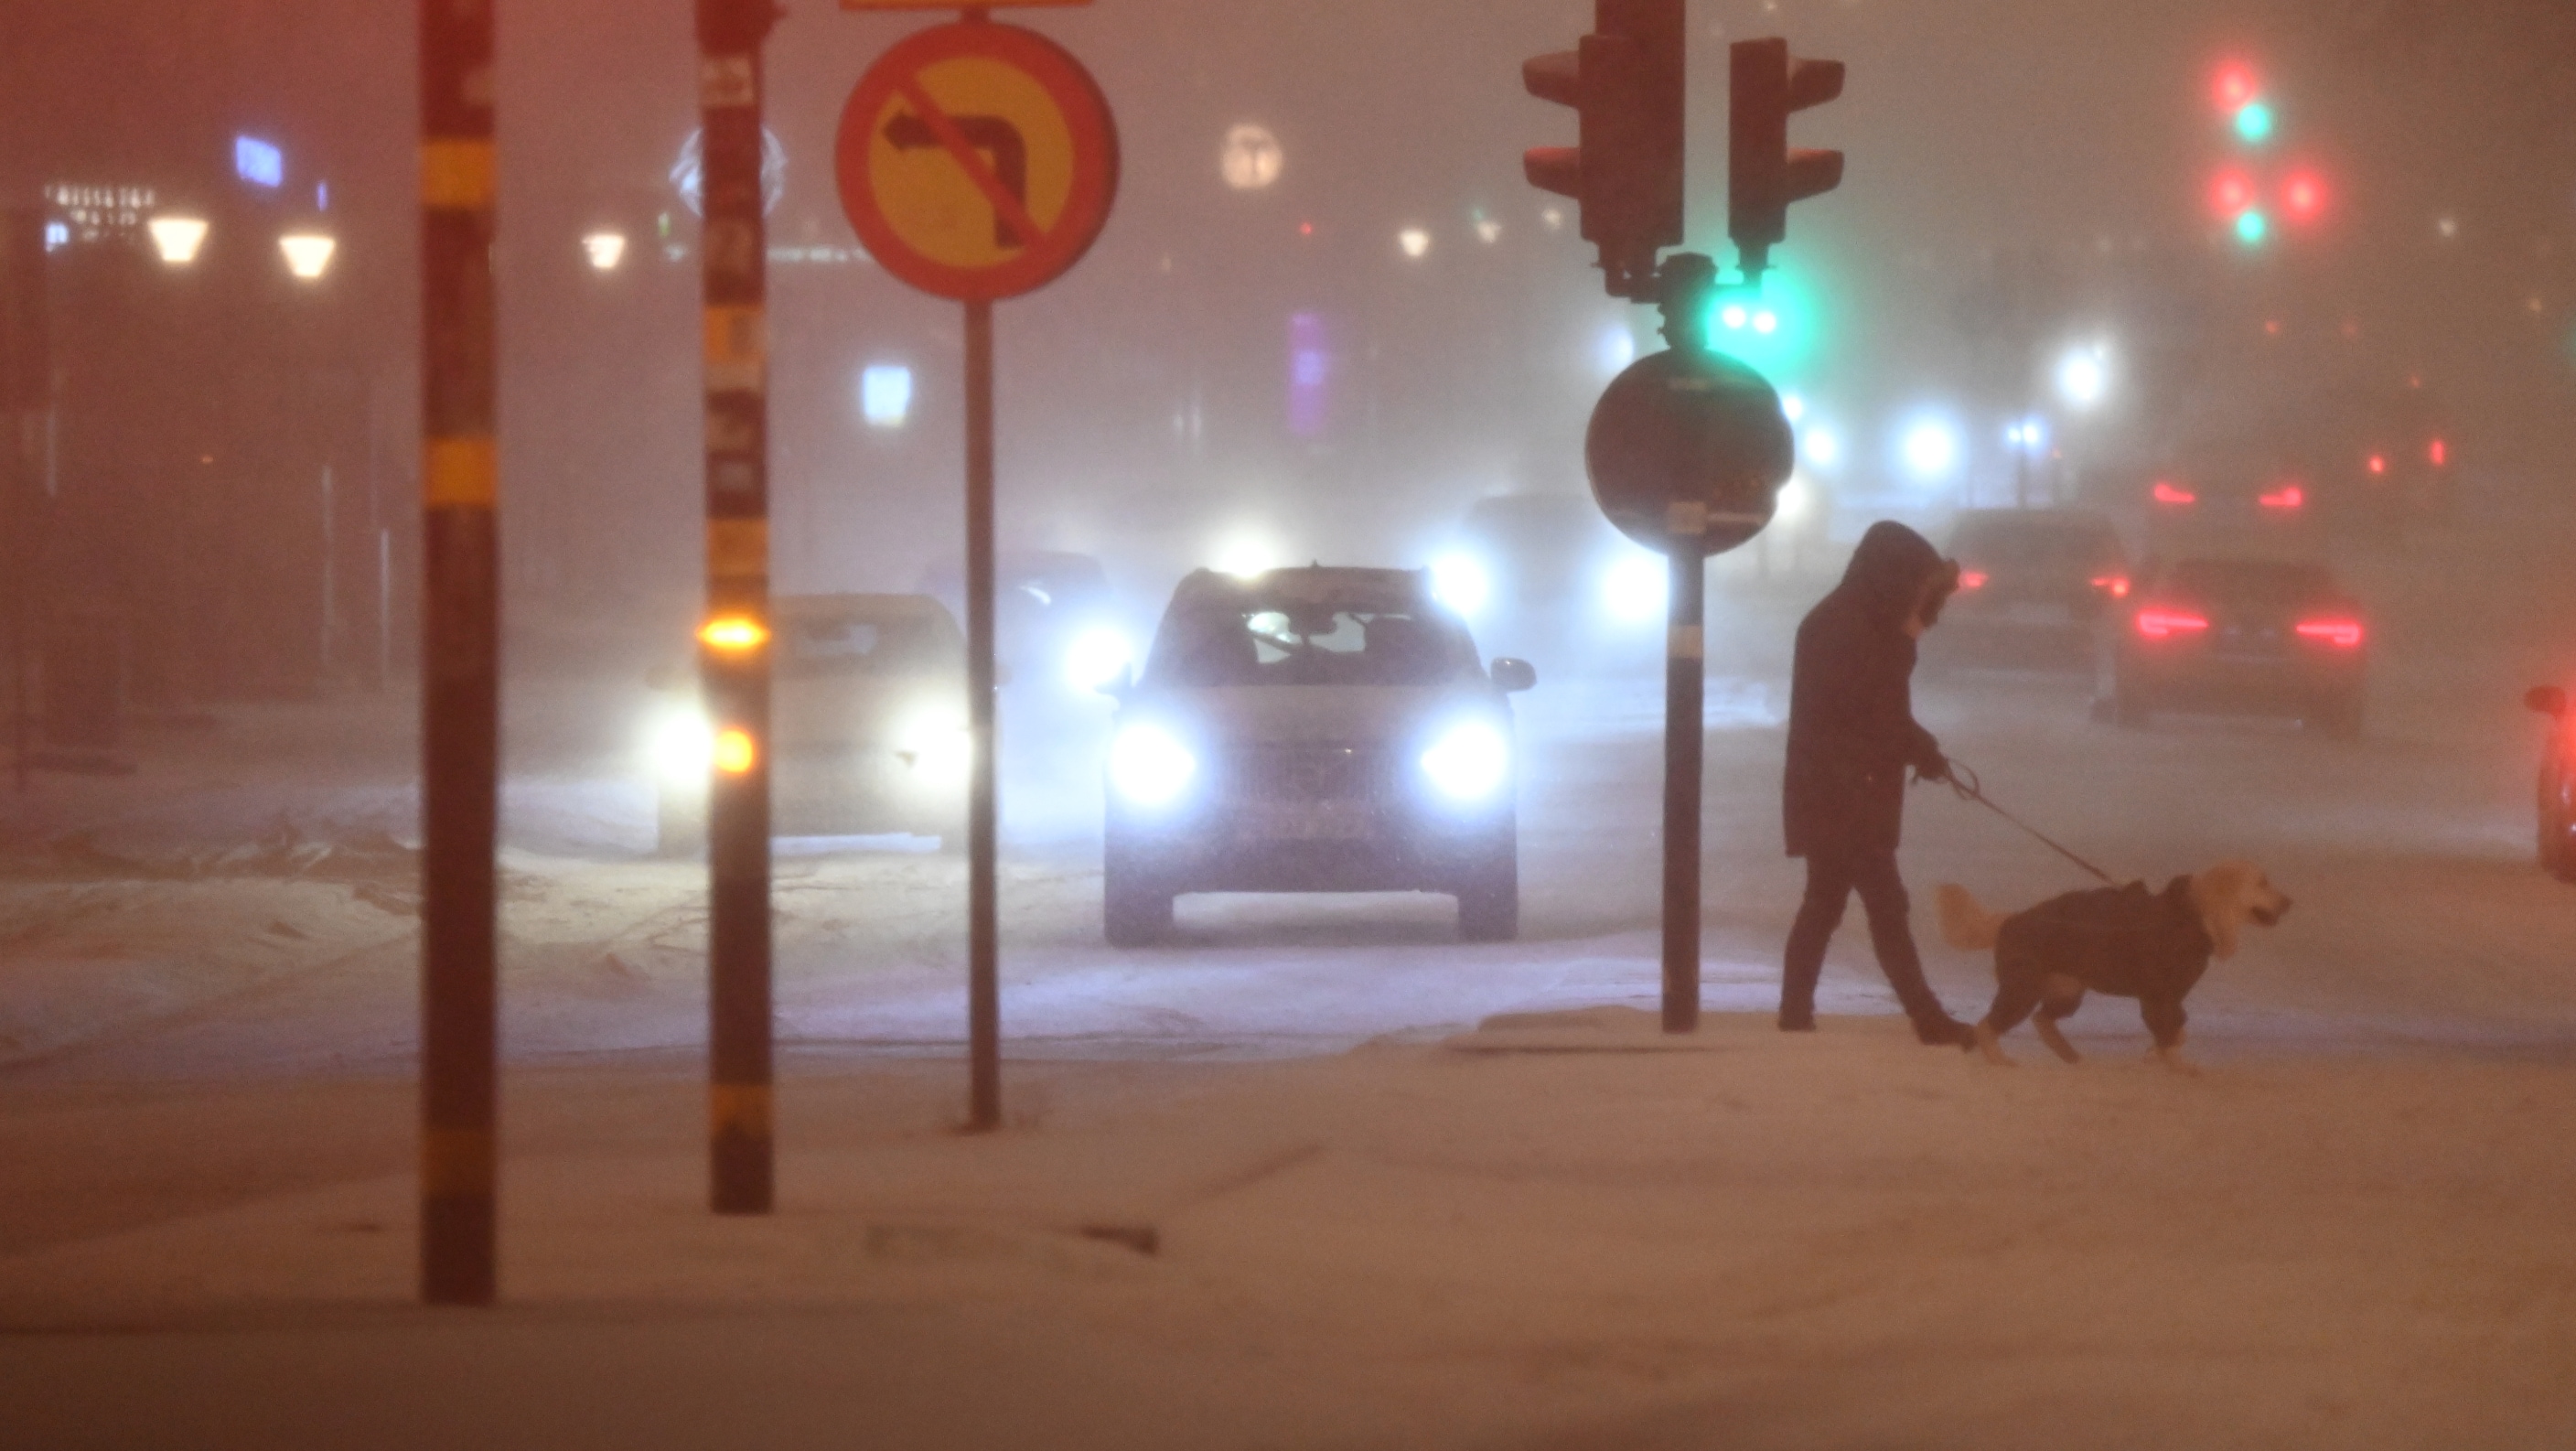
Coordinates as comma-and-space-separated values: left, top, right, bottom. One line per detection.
699, 0, 781, 1217
1661, 511, 1705, 1034
964, 296, 1003, 1133
418, 0, 501, 1306
832, 11, 1119, 1134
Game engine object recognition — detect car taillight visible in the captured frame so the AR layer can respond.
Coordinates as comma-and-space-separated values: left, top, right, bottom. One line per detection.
2135, 607, 2210, 639
2295, 618, 2366, 649
2429, 438, 2448, 468
2090, 575, 2131, 599
2367, 453, 2388, 476
1959, 570, 1989, 590
2152, 481, 2197, 507
2259, 483, 2305, 511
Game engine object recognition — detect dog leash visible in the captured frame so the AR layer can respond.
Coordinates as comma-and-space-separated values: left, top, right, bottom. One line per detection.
1936, 759, 2122, 888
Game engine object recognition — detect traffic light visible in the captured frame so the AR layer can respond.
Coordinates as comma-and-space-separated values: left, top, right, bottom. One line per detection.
1522, 0, 1685, 301
1728, 38, 1845, 283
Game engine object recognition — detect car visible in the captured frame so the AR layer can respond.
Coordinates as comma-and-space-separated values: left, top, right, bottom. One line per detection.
918, 550, 1137, 696
2527, 685, 2576, 883
641, 594, 971, 854
1937, 508, 2131, 666
1428, 493, 1667, 676
1100, 565, 1537, 946
2100, 554, 2369, 738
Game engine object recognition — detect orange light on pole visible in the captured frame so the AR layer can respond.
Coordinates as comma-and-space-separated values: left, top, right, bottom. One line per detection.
714, 727, 758, 776
698, 616, 770, 653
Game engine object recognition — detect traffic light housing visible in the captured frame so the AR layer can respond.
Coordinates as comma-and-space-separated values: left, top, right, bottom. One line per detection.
1728, 38, 1844, 282
1523, 0, 1684, 301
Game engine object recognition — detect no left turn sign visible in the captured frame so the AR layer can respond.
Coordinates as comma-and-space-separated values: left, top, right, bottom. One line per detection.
834, 21, 1119, 302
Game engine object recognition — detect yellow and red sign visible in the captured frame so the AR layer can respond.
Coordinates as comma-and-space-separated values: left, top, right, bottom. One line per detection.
834, 22, 1118, 302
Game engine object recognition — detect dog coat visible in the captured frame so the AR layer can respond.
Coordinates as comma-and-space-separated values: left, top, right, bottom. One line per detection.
1995, 876, 2216, 1003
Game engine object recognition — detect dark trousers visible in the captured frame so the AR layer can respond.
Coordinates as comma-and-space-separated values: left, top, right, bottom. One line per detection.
1781, 847, 1948, 1024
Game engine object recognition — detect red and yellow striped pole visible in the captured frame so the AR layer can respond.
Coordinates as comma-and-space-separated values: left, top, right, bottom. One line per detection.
698, 0, 782, 1217
418, 0, 501, 1305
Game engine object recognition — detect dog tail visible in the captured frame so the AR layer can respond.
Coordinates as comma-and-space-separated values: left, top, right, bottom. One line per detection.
1935, 884, 2006, 951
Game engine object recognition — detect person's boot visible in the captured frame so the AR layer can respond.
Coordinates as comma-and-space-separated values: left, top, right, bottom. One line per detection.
1911, 1011, 1978, 1048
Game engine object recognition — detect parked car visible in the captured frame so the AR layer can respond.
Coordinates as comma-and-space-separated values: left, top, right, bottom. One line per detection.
918, 550, 1136, 695
642, 594, 970, 854
1936, 508, 2131, 667
1428, 493, 1668, 677
2100, 554, 2368, 738
1100, 565, 1536, 946
2527, 685, 2576, 883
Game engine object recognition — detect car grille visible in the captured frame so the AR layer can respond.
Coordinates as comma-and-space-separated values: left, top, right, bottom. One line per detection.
1225, 744, 1390, 802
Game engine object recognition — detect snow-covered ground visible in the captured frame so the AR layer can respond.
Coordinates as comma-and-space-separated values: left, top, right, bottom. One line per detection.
5, 495, 2576, 1446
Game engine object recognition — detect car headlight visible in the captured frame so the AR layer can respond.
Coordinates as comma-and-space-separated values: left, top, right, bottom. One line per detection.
1421, 720, 1509, 803
1110, 723, 1197, 807
897, 713, 973, 780
1429, 553, 1492, 618
645, 707, 715, 787
1064, 627, 1135, 693
1602, 553, 1666, 624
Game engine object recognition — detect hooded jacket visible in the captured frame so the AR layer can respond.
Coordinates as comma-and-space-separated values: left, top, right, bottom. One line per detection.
1783, 521, 1953, 857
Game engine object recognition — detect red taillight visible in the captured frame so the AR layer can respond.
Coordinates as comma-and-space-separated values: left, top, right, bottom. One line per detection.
2152, 480, 2197, 507
2429, 438, 2448, 468
2367, 454, 2388, 476
2091, 575, 2131, 599
2135, 607, 2210, 639
2259, 484, 2305, 511
1959, 570, 1989, 590
2296, 618, 2366, 649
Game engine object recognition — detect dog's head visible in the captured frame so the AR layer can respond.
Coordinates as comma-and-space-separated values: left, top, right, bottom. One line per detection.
2190, 861, 2292, 960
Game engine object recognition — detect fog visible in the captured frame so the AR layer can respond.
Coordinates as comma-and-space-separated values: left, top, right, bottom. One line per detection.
7, 3, 2576, 1445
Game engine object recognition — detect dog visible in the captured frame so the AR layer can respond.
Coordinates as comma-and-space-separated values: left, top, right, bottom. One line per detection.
1936, 863, 2292, 1073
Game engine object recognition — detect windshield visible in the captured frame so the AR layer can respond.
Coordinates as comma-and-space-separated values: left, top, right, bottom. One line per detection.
1151, 604, 1478, 687
1951, 518, 2123, 569
778, 613, 957, 678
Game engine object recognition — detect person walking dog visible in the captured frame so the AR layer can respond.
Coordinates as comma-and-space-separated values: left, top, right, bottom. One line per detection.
1779, 521, 1980, 1046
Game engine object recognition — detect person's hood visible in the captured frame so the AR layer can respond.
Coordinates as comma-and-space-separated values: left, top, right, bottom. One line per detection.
1837, 521, 1956, 629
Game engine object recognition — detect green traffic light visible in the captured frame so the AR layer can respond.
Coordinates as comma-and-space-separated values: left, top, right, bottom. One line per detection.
2233, 101, 2275, 144
1700, 266, 1822, 381
2235, 209, 2270, 246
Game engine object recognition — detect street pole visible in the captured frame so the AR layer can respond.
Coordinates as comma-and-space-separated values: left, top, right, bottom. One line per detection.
698, 0, 781, 1216
418, 0, 501, 1306
2, 208, 43, 796
964, 297, 1002, 1133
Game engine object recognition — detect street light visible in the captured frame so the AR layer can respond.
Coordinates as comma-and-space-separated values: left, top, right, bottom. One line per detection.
2056, 347, 2110, 409
147, 216, 209, 265
1397, 227, 1432, 260
279, 232, 337, 280
1900, 416, 1962, 482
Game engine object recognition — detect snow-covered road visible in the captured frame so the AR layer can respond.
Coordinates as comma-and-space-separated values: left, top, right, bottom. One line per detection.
7, 504, 2576, 1083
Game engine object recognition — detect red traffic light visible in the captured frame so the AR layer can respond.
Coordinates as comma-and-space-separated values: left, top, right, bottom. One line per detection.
1522, 0, 1686, 301
1729, 37, 1847, 283
2212, 61, 2259, 113
2209, 167, 2257, 217
2281, 169, 2328, 223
